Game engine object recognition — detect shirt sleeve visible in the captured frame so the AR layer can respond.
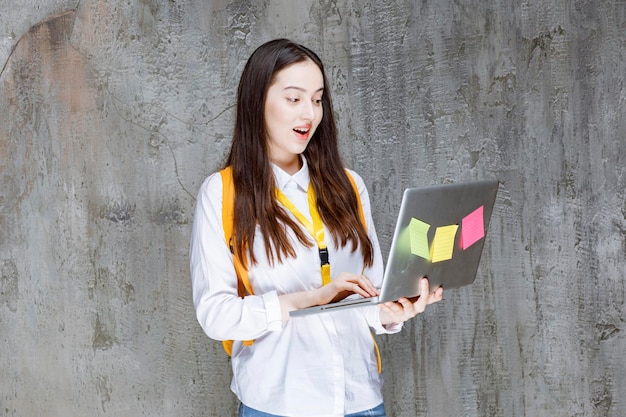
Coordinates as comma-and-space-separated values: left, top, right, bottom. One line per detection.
365, 305, 404, 334
345, 169, 405, 334
189, 173, 283, 342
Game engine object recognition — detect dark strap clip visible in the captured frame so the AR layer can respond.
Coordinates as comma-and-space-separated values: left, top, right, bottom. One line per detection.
319, 248, 329, 266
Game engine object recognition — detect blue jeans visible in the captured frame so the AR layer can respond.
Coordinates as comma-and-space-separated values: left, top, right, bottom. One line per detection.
238, 402, 386, 417
345, 403, 386, 417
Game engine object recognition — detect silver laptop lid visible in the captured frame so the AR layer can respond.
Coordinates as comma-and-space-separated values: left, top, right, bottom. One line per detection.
378, 179, 499, 302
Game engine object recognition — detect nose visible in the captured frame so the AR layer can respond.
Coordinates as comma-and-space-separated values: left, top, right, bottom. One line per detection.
301, 100, 316, 121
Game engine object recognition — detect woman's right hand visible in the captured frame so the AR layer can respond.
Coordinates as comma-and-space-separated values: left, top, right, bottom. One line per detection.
278, 272, 379, 321
315, 272, 380, 305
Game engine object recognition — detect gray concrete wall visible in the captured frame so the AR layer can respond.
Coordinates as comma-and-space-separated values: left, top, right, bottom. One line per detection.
1, 1, 624, 416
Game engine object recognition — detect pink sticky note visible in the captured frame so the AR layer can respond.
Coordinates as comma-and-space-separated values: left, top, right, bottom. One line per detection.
460, 206, 485, 250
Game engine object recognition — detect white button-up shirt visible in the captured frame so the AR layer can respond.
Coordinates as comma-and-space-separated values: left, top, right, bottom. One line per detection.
190, 159, 402, 416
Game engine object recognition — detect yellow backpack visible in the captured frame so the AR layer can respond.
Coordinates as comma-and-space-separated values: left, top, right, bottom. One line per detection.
219, 166, 382, 372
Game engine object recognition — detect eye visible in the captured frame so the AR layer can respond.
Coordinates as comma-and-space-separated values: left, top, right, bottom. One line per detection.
287, 97, 299, 103
313, 98, 323, 105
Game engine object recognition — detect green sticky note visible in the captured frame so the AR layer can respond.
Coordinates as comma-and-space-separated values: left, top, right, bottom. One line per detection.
409, 218, 431, 260
430, 224, 459, 263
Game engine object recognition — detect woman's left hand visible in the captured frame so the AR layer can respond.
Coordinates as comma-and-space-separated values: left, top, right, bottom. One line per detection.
378, 277, 443, 325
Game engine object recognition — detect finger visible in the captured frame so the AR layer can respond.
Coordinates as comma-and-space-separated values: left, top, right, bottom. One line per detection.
328, 274, 373, 300
381, 301, 403, 314
346, 282, 371, 298
347, 280, 380, 299
396, 297, 420, 317
342, 276, 376, 298
395, 298, 418, 314
425, 286, 443, 304
378, 302, 401, 323
412, 281, 430, 314
354, 275, 379, 296
391, 299, 417, 321
378, 302, 394, 313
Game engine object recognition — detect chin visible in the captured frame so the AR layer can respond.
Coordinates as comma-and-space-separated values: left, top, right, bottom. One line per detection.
292, 141, 310, 152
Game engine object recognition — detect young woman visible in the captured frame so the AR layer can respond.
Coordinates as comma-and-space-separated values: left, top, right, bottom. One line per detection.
190, 39, 443, 417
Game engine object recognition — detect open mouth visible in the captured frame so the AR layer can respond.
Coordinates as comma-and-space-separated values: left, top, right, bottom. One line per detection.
293, 127, 310, 139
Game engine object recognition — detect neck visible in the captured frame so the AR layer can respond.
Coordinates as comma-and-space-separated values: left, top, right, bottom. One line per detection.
274, 155, 302, 175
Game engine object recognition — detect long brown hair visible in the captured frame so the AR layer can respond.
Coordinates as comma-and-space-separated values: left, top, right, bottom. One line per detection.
225, 38, 373, 267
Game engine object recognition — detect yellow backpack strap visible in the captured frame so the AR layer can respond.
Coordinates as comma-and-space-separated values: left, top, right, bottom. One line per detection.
371, 332, 383, 373
276, 185, 332, 286
345, 170, 382, 373
220, 167, 254, 355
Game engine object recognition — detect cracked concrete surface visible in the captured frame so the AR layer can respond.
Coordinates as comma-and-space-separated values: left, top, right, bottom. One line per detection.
1, 0, 625, 416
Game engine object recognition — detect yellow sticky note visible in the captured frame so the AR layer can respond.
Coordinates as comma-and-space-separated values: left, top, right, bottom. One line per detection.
409, 218, 431, 260
429, 224, 459, 263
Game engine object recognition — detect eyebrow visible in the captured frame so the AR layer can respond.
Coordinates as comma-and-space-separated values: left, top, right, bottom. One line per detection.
282, 86, 324, 93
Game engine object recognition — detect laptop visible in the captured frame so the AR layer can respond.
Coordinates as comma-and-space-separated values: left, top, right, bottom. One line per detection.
289, 179, 499, 317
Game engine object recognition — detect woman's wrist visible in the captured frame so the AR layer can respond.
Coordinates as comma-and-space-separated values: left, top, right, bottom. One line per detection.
278, 288, 322, 320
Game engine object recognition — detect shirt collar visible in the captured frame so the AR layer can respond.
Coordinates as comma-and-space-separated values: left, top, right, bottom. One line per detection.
272, 157, 310, 192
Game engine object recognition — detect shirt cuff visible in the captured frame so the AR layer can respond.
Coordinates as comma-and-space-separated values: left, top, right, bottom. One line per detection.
366, 305, 404, 334
262, 291, 283, 332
